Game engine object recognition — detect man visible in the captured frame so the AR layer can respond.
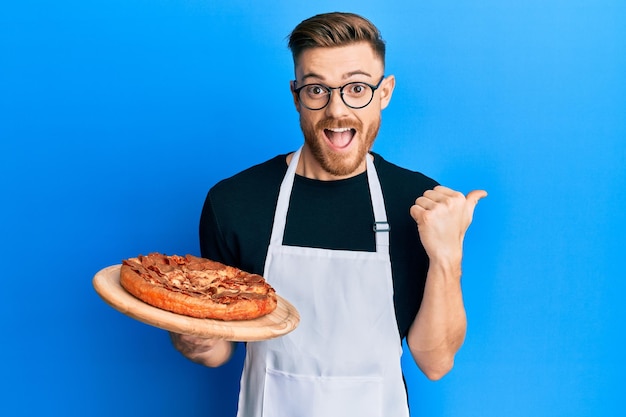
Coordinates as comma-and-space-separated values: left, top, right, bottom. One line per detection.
171, 12, 486, 417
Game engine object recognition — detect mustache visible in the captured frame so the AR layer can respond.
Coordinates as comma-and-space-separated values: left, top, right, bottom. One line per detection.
315, 118, 363, 131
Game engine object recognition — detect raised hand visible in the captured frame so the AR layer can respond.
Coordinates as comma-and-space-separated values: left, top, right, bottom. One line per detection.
409, 186, 487, 263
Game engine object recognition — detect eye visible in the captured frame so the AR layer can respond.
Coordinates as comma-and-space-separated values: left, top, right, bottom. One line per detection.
305, 84, 328, 97
345, 83, 368, 96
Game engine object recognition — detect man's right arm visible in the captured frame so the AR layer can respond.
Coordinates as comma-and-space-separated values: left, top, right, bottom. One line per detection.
176, 191, 237, 368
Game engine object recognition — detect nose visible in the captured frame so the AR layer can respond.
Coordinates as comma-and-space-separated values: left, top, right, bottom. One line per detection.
324, 89, 350, 118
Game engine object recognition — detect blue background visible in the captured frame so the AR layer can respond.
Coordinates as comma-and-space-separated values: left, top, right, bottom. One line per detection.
1, 1, 624, 416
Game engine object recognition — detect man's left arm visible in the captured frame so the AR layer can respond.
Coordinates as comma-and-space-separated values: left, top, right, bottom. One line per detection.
407, 185, 487, 380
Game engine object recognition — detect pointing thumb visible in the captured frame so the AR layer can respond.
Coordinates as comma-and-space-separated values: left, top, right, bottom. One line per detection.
466, 190, 488, 205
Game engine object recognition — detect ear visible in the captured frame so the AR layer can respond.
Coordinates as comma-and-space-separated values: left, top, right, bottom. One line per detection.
290, 80, 301, 112
379, 75, 396, 110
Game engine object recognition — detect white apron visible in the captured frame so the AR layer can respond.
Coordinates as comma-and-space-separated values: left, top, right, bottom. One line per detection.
236, 147, 409, 417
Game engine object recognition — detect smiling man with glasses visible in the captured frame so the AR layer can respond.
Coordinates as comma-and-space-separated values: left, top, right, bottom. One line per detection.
170, 12, 486, 417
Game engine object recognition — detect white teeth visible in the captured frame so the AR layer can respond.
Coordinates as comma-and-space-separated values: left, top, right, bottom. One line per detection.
328, 128, 351, 132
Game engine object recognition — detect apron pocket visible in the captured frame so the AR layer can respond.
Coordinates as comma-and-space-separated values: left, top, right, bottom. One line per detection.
263, 368, 383, 417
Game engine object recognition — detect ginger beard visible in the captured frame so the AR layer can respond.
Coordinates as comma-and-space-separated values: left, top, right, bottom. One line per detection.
300, 114, 381, 177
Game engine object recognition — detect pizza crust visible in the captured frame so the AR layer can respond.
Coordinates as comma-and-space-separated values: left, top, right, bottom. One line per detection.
119, 253, 277, 321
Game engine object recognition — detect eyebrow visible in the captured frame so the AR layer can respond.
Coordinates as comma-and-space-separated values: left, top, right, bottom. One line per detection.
300, 70, 373, 83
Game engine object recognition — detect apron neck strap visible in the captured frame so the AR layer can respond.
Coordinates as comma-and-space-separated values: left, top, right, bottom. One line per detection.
269, 146, 390, 252
366, 153, 390, 250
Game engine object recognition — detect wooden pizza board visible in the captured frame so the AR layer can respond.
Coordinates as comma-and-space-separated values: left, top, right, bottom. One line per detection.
92, 264, 300, 341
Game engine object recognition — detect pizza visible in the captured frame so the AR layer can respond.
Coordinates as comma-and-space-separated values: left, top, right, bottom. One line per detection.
120, 253, 277, 321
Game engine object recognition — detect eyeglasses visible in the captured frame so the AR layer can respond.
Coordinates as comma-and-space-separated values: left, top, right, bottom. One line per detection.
293, 76, 385, 110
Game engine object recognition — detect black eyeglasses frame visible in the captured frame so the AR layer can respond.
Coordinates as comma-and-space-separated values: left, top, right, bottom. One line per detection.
293, 75, 386, 111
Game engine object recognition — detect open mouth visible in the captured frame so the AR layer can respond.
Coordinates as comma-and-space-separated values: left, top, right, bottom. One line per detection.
323, 127, 356, 150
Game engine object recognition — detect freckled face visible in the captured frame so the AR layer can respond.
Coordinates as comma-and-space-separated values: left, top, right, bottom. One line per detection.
292, 42, 394, 180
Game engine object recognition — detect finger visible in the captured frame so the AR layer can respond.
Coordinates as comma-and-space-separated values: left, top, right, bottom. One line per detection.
424, 186, 453, 200
171, 333, 217, 348
433, 185, 458, 196
425, 186, 465, 203
466, 189, 488, 205
421, 189, 442, 203
414, 195, 437, 210
409, 203, 425, 223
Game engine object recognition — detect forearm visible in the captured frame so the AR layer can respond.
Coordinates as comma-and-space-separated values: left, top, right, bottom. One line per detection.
169, 333, 235, 368
407, 257, 467, 380
407, 185, 485, 379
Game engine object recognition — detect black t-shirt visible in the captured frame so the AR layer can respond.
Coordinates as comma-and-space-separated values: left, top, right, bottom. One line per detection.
199, 152, 438, 340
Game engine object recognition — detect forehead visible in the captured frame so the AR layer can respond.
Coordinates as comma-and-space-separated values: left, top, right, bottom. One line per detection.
295, 42, 383, 82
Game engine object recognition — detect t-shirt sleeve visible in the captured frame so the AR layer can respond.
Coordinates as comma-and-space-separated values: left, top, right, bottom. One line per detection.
198, 191, 237, 266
